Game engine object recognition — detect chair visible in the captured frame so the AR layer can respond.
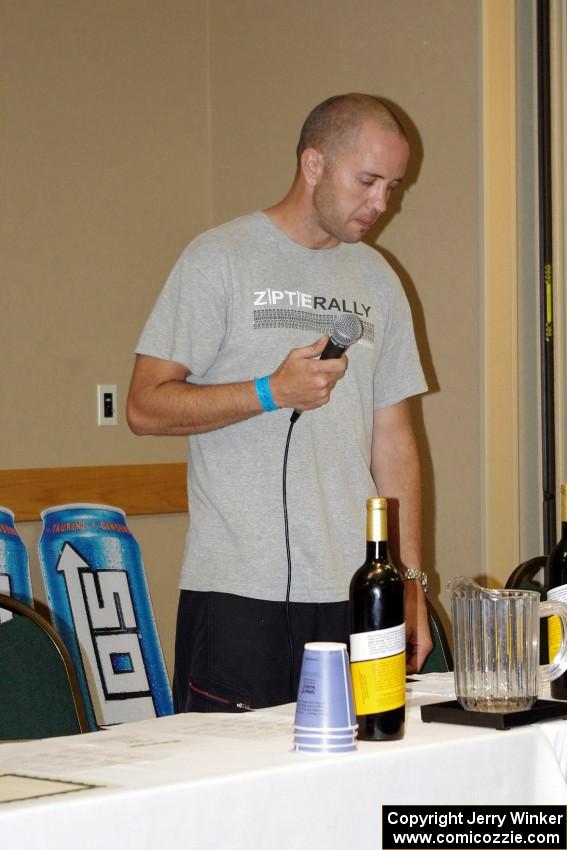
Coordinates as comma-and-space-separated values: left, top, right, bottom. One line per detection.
420, 597, 454, 673
505, 555, 547, 593
0, 593, 91, 739
505, 556, 549, 661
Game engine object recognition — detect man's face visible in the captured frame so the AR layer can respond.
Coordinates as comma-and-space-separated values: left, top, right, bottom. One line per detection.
310, 121, 410, 246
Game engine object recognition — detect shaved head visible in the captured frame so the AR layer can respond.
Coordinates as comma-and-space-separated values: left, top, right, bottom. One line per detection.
296, 93, 407, 165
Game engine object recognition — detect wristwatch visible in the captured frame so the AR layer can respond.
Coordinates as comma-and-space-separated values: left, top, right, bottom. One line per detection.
402, 568, 428, 594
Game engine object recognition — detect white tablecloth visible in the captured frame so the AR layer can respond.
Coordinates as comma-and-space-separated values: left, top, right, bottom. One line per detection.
0, 676, 566, 850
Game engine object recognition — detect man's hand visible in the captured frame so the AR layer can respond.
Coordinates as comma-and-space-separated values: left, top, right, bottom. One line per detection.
270, 336, 347, 411
405, 579, 433, 673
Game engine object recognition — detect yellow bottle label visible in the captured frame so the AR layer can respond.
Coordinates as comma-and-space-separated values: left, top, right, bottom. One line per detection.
350, 651, 406, 714
547, 583, 567, 661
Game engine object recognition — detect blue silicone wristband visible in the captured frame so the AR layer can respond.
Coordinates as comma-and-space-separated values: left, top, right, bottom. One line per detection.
255, 375, 278, 412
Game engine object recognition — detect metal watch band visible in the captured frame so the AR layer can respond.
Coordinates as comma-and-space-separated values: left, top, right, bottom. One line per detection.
402, 568, 428, 593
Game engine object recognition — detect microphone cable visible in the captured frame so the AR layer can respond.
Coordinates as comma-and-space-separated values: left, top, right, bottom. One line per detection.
279, 314, 363, 703
282, 417, 296, 702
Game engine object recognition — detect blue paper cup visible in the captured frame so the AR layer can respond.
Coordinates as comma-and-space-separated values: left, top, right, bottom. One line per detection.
294, 642, 356, 731
294, 740, 357, 754
294, 731, 357, 746
294, 723, 358, 732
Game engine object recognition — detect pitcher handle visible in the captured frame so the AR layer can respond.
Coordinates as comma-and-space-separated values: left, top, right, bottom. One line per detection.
539, 601, 567, 683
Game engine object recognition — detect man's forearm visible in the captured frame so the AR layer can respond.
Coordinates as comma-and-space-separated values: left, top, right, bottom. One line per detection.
127, 377, 262, 436
127, 338, 347, 438
371, 401, 432, 672
370, 402, 422, 570
372, 456, 422, 570
377, 450, 421, 570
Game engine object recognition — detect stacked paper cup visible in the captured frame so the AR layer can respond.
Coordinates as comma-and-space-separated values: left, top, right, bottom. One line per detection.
293, 642, 357, 753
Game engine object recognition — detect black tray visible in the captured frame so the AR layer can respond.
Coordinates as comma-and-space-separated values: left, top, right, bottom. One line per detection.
420, 699, 567, 730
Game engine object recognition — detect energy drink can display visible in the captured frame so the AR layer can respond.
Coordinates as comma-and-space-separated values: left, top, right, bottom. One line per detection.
39, 503, 173, 729
0, 506, 33, 623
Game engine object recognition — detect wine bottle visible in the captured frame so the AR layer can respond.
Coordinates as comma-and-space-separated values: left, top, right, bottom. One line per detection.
547, 483, 567, 700
349, 497, 405, 740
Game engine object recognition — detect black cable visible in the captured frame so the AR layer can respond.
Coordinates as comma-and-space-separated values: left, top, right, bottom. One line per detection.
282, 418, 296, 701
280, 317, 362, 701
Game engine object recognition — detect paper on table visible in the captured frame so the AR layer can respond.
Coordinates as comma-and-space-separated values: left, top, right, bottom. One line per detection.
407, 672, 456, 696
0, 713, 296, 782
408, 675, 558, 701
0, 774, 96, 805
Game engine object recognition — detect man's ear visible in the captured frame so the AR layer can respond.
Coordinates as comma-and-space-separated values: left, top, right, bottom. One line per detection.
300, 147, 324, 187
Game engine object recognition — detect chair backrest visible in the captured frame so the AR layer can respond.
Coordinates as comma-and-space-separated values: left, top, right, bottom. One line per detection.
420, 598, 454, 673
0, 593, 91, 739
505, 556, 548, 661
505, 555, 547, 593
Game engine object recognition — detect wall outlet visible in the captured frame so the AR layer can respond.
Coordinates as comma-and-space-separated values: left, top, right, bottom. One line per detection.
97, 384, 118, 426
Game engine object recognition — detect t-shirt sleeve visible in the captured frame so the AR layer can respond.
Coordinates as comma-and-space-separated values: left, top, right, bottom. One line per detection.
135, 248, 228, 377
373, 274, 428, 409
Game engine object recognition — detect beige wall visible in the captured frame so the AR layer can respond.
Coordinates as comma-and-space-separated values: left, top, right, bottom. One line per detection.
3, 0, 208, 470
3, 0, 488, 673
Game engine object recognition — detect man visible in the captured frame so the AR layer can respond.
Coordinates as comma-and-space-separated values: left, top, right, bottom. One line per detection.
127, 93, 432, 712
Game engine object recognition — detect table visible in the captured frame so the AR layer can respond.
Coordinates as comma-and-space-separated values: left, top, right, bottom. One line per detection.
0, 675, 566, 850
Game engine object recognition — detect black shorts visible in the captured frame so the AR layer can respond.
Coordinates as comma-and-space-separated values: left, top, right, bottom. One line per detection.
172, 590, 349, 713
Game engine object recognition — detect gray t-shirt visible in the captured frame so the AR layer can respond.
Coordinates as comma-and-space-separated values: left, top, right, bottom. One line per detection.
136, 212, 427, 602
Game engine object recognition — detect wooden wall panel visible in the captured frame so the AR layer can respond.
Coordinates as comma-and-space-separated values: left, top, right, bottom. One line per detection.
0, 464, 188, 522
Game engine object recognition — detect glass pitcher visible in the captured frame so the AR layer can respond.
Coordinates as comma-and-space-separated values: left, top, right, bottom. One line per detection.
449, 578, 567, 713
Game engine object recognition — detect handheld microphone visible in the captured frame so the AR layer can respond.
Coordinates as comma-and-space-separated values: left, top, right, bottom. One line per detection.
290, 314, 363, 423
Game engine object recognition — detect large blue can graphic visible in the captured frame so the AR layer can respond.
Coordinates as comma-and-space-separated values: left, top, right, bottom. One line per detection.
38, 503, 173, 729
0, 506, 33, 623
